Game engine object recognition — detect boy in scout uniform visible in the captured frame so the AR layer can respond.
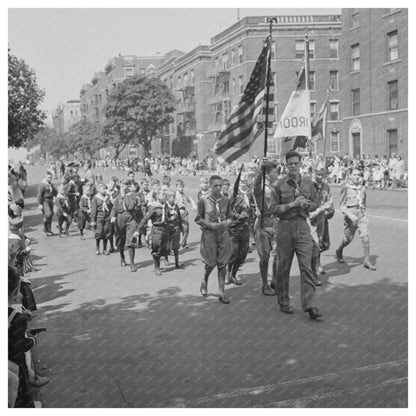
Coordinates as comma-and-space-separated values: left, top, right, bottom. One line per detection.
336, 168, 376, 270
195, 175, 232, 304
269, 150, 322, 320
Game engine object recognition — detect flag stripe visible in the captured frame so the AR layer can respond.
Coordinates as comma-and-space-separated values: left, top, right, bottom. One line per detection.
215, 36, 271, 162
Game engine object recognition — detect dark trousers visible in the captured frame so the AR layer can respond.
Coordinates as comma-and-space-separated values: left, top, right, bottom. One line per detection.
229, 227, 250, 276
77, 211, 90, 232
151, 225, 170, 260
57, 213, 71, 232
275, 218, 316, 311
42, 199, 54, 233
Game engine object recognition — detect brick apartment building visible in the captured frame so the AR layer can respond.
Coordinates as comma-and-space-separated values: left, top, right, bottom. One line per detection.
77, 9, 407, 163
52, 100, 81, 135
339, 8, 408, 162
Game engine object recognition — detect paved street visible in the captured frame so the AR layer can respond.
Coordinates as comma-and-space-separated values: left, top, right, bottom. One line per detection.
24, 165, 407, 408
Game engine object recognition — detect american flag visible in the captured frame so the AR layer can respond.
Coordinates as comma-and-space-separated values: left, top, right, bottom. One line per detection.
214, 37, 273, 164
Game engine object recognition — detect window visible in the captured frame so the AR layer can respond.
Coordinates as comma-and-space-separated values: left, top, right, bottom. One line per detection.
351, 43, 360, 72
222, 52, 229, 70
273, 72, 277, 88
329, 39, 339, 58
309, 71, 315, 90
387, 30, 399, 61
330, 131, 340, 153
330, 102, 339, 120
184, 72, 188, 86
232, 78, 236, 94
215, 56, 219, 69
352, 88, 360, 115
231, 49, 236, 65
330, 70, 339, 90
271, 42, 276, 60
308, 41, 315, 59
223, 81, 229, 94
238, 76, 244, 94
388, 80, 398, 110
177, 76, 181, 90
296, 40, 314, 59
295, 40, 304, 59
190, 70, 194, 85
274, 102, 278, 121
224, 100, 231, 120
310, 102, 316, 117
351, 10, 360, 27
238, 45, 243, 63
125, 67, 134, 77
388, 129, 398, 155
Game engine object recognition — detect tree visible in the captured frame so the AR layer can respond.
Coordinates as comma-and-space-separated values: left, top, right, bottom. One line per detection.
26, 126, 58, 160
66, 120, 103, 159
103, 75, 176, 158
8, 48, 46, 147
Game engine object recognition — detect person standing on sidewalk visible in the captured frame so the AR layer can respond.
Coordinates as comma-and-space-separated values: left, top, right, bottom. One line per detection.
37, 171, 57, 236
195, 175, 232, 304
269, 150, 322, 320
335, 167, 376, 270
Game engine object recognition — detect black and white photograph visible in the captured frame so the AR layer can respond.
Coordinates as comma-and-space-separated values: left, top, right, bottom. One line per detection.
7, 2, 409, 408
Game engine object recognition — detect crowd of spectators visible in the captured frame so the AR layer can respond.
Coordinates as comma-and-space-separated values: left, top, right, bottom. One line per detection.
8, 163, 49, 408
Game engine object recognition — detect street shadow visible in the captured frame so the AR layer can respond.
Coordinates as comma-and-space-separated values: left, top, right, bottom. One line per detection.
35, 274, 407, 407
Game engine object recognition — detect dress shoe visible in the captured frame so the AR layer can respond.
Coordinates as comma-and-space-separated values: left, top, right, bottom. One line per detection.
104, 250, 110, 256
305, 307, 322, 320
120, 259, 126, 267
109, 247, 115, 253
364, 262, 376, 271
96, 250, 100, 256
230, 276, 242, 286
318, 266, 326, 275
164, 257, 170, 266
80, 235, 85, 240
314, 278, 322, 286
200, 281, 208, 297
336, 248, 345, 263
175, 263, 184, 269
219, 294, 230, 304
280, 305, 294, 314
130, 264, 137, 273
46, 232, 54, 237
262, 284, 275, 296
30, 375, 50, 388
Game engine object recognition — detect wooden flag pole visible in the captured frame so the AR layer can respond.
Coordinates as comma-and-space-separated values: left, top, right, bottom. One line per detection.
260, 17, 276, 227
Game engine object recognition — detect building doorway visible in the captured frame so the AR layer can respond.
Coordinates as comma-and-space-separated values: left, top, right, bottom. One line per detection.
352, 132, 361, 157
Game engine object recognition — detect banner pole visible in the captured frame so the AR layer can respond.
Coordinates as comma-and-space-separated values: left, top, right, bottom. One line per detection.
260, 17, 276, 227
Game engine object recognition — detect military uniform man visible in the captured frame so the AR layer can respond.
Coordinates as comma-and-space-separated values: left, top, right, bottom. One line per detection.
111, 179, 143, 272
336, 168, 376, 270
195, 175, 232, 304
253, 160, 279, 296
37, 171, 57, 236
269, 150, 322, 320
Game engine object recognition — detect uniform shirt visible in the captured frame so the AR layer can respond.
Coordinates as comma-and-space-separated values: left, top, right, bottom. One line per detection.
37, 180, 57, 204
195, 195, 231, 231
79, 195, 91, 213
165, 202, 182, 229
91, 194, 112, 221
55, 194, 71, 215
139, 204, 168, 229
270, 176, 319, 220
252, 169, 277, 227
340, 181, 367, 214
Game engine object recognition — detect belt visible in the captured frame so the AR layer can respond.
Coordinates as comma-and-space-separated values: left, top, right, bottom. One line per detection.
279, 215, 306, 222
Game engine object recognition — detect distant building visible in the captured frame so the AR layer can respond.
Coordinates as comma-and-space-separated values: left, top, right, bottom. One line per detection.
339, 8, 408, 162
52, 100, 81, 134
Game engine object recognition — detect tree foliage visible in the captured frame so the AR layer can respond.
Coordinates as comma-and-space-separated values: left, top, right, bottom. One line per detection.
8, 48, 47, 148
65, 120, 103, 159
103, 75, 176, 157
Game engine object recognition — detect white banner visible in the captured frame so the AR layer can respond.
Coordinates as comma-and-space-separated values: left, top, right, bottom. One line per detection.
273, 90, 311, 139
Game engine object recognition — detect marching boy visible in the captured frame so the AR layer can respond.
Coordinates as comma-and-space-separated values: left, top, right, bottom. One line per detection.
55, 185, 72, 237
77, 185, 92, 240
175, 179, 196, 249
165, 190, 184, 269
139, 191, 170, 276
195, 175, 232, 304
90, 183, 113, 256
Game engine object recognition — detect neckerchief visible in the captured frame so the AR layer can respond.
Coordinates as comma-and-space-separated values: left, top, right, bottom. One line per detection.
57, 193, 69, 207
287, 177, 301, 197
152, 202, 166, 222
96, 193, 109, 212
166, 202, 177, 221
208, 195, 222, 223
